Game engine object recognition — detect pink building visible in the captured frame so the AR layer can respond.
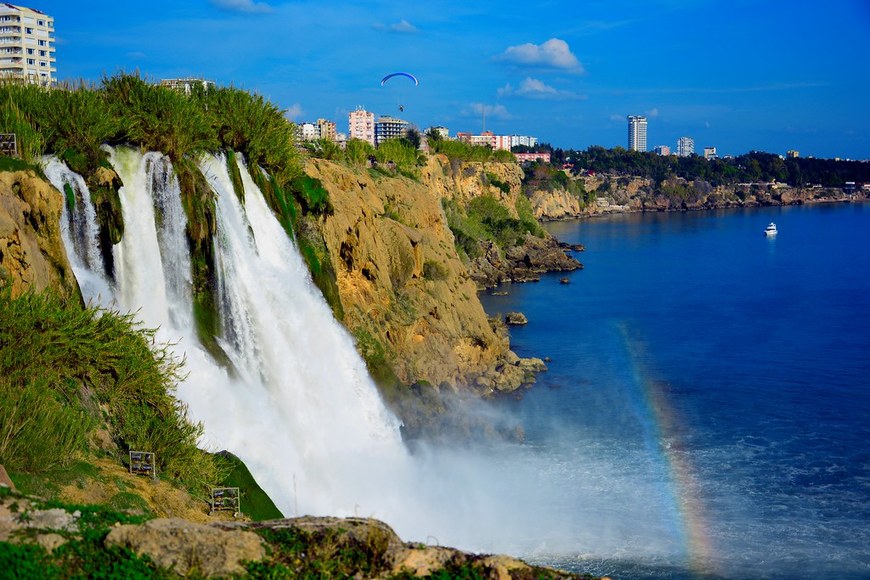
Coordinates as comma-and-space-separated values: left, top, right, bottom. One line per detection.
514, 152, 551, 164
348, 107, 375, 146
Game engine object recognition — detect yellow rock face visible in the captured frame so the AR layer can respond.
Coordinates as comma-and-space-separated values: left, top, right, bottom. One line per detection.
0, 170, 78, 299
308, 157, 524, 390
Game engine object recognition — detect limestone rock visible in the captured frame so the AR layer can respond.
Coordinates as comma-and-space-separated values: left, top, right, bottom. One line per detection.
505, 312, 528, 325
0, 170, 78, 298
307, 158, 514, 390
105, 517, 266, 577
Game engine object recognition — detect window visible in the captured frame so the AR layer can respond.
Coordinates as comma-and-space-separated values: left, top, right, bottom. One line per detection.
27, 48, 34, 54
37, 20, 44, 26
25, 27, 33, 34
39, 61, 46, 67
39, 50, 45, 56
27, 58, 34, 65
37, 39, 45, 46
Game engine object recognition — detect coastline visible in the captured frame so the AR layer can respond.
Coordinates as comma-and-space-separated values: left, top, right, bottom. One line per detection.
535, 189, 870, 222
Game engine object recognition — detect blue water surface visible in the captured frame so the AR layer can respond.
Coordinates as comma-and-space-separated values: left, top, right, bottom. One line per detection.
480, 203, 870, 579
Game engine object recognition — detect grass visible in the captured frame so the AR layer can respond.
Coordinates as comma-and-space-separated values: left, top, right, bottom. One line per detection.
430, 139, 515, 163
216, 451, 283, 521
442, 194, 542, 259
0, 288, 225, 495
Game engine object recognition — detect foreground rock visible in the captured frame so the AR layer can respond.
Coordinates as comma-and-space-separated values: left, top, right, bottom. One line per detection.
1, 488, 596, 579
106, 518, 266, 577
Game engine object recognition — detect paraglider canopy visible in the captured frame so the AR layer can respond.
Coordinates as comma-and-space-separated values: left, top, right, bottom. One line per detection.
380, 72, 419, 86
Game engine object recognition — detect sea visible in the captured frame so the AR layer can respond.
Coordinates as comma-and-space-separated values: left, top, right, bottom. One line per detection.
479, 202, 870, 579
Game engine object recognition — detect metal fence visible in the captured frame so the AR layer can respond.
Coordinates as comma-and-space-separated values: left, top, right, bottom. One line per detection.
0, 133, 17, 158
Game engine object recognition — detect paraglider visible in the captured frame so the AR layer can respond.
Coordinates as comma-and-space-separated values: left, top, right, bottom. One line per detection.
381, 72, 418, 112
380, 72, 419, 86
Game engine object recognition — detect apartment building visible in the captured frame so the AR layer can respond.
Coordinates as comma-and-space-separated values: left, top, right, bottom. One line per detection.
0, 3, 55, 85
160, 78, 215, 94
677, 136, 695, 157
348, 107, 375, 146
627, 115, 647, 152
374, 115, 409, 145
317, 118, 336, 141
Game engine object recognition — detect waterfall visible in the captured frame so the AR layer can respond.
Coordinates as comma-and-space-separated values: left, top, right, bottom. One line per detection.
41, 156, 113, 306
192, 153, 409, 516
47, 146, 610, 557
52, 146, 413, 524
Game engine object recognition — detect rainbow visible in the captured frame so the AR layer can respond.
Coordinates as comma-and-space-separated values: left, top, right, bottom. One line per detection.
618, 322, 717, 577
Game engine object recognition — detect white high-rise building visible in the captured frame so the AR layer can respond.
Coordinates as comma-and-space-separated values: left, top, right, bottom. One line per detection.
0, 4, 55, 85
677, 136, 695, 157
627, 115, 647, 152
348, 107, 375, 146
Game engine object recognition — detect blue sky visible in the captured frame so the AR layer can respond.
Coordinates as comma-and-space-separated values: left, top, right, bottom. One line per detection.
38, 0, 870, 159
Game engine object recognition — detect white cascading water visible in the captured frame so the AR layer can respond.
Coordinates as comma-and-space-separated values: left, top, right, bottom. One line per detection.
41, 156, 114, 306
51, 147, 421, 525
192, 153, 411, 517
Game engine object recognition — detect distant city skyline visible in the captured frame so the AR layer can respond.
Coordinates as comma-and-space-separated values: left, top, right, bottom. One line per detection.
24, 1, 870, 160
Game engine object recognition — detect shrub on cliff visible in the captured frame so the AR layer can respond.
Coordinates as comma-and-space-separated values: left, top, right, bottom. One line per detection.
430, 139, 514, 162
0, 288, 223, 494
102, 73, 218, 162
0, 83, 45, 162
193, 85, 302, 188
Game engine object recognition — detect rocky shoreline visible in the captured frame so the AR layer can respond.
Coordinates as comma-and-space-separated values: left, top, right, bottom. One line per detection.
529, 174, 870, 222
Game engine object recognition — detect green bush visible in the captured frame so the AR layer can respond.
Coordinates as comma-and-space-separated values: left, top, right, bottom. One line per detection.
102, 73, 218, 161
0, 289, 223, 494
344, 138, 375, 167
0, 84, 45, 162
193, 85, 302, 188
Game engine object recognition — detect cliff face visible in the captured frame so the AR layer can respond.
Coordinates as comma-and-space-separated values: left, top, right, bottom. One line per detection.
307, 157, 538, 393
0, 170, 78, 299
530, 173, 869, 221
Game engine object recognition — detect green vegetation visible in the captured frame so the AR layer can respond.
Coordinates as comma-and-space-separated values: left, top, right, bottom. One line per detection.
216, 451, 283, 521
0, 494, 165, 579
0, 73, 303, 189
443, 194, 543, 259
522, 162, 591, 204
246, 526, 391, 578
0, 288, 224, 495
485, 172, 510, 194
430, 139, 515, 162
565, 145, 870, 188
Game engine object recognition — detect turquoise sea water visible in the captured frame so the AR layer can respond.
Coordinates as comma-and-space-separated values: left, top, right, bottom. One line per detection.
479, 203, 870, 579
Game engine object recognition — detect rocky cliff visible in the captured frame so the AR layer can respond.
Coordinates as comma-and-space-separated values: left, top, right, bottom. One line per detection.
0, 169, 78, 299
307, 156, 556, 395
529, 172, 869, 221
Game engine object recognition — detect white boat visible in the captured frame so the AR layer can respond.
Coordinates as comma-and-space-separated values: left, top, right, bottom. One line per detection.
764, 222, 778, 236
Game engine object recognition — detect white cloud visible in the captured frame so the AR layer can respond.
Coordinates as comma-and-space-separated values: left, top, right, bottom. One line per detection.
284, 103, 304, 121
460, 103, 514, 120
497, 38, 584, 73
373, 19, 419, 33
499, 78, 584, 100
210, 0, 272, 14
646, 107, 660, 117
391, 19, 418, 33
